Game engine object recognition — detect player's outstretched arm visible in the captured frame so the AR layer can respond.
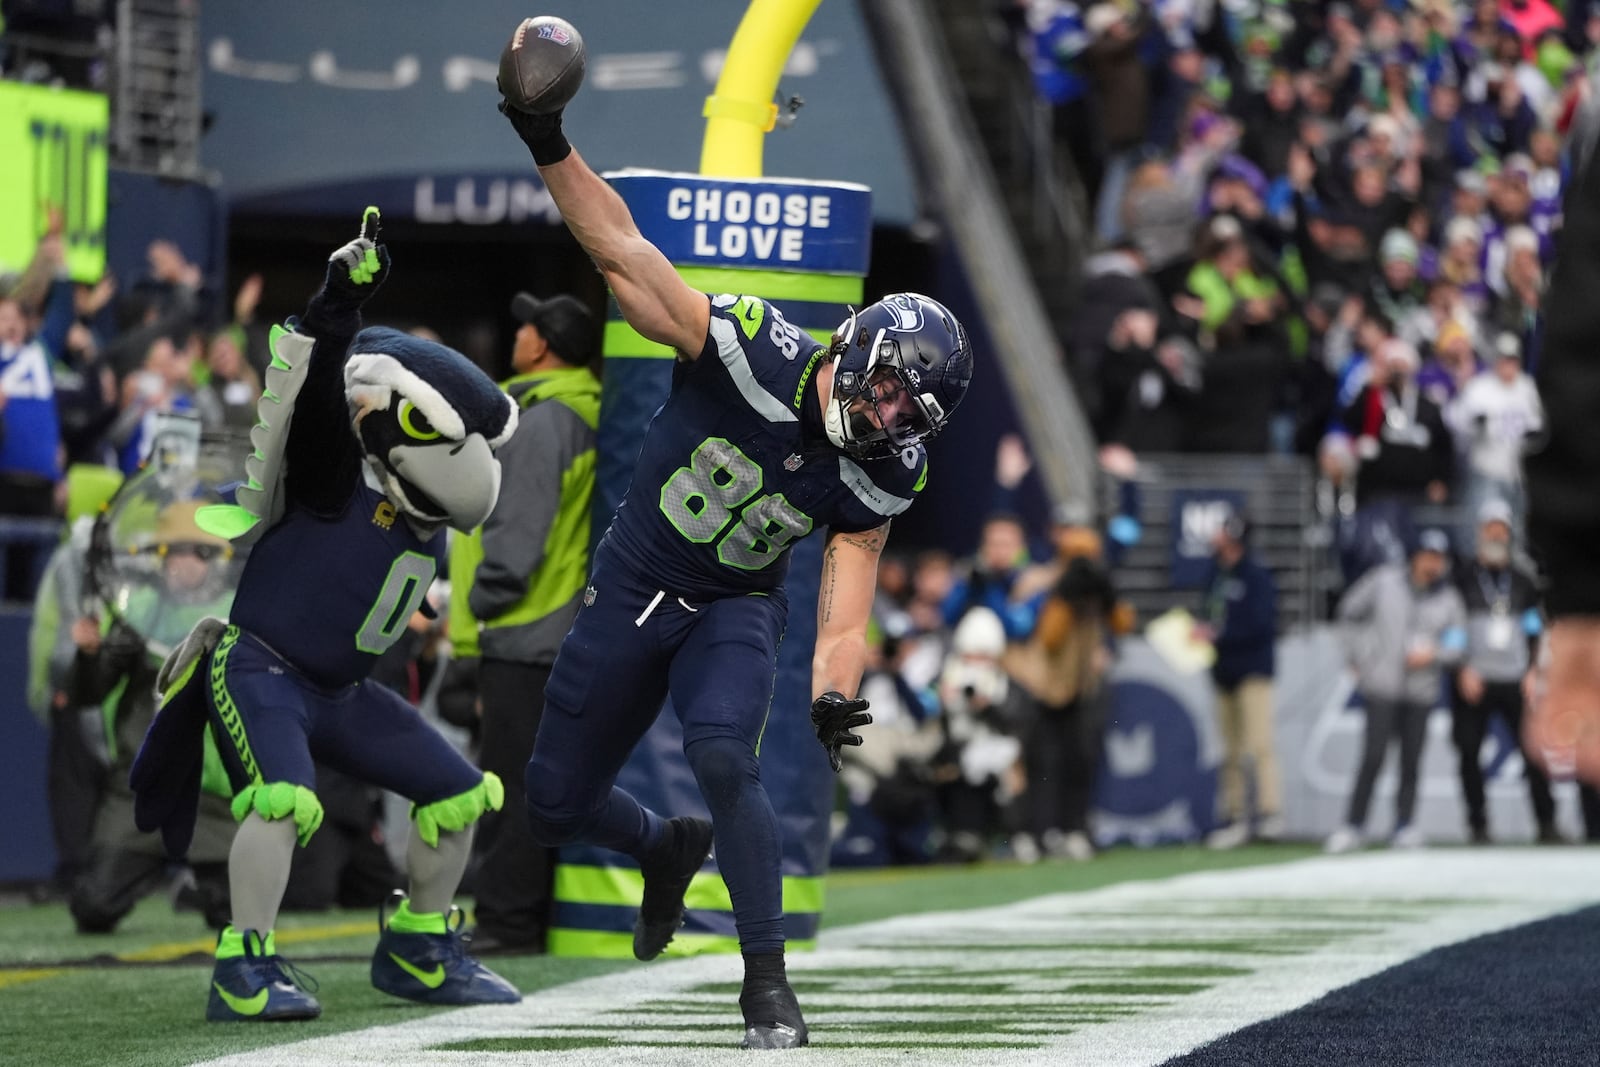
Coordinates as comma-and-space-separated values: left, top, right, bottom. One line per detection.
814, 522, 890, 698
499, 91, 707, 358
811, 522, 889, 771
542, 149, 709, 358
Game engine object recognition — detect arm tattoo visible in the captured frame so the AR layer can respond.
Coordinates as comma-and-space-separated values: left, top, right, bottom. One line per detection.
819, 543, 838, 626
836, 522, 890, 555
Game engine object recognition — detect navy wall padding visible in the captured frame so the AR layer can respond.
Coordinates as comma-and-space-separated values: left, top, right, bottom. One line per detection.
0, 609, 57, 884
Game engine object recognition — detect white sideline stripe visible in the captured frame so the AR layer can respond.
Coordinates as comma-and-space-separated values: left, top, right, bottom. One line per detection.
195, 850, 1600, 1067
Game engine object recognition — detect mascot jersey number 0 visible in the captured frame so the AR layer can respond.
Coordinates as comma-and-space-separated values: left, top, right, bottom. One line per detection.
131, 208, 524, 1022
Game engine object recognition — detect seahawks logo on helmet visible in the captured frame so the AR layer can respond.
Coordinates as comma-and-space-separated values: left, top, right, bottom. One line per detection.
884, 294, 925, 332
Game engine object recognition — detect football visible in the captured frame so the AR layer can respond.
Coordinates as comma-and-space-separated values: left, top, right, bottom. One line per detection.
498, 16, 586, 115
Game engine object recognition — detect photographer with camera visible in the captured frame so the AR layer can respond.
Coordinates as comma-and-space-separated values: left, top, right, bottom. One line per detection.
932, 608, 1028, 863
1004, 506, 1133, 861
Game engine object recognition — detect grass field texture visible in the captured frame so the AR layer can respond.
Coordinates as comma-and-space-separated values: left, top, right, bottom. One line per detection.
0, 846, 1312, 1066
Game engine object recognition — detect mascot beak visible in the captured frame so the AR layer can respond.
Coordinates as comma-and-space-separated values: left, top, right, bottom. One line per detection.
389, 433, 501, 533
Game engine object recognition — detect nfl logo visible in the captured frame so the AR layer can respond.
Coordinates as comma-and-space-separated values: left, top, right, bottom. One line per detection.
538, 24, 572, 44
583, 585, 597, 606
784, 453, 803, 471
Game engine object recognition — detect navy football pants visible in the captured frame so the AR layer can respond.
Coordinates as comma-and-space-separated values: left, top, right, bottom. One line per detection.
209, 626, 483, 806
526, 557, 789, 953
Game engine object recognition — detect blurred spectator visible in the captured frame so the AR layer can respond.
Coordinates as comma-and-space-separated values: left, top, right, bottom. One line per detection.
1498, 0, 1565, 62
831, 624, 941, 868
52, 274, 119, 468
1370, 229, 1429, 335
1121, 156, 1210, 295
1437, 214, 1492, 315
1486, 223, 1544, 360
1450, 499, 1556, 844
1289, 283, 1346, 455
1175, 215, 1290, 453
906, 549, 956, 643
1524, 127, 1564, 237
942, 513, 1035, 638
1071, 238, 1161, 388
1094, 306, 1198, 453
1337, 337, 1454, 508
194, 326, 263, 436
108, 329, 202, 474
1447, 329, 1542, 530
1326, 528, 1467, 853
1195, 512, 1283, 849
1419, 82, 1478, 198
872, 552, 914, 640
24, 464, 123, 901
1465, 58, 1538, 156
64, 503, 237, 933
1237, 67, 1304, 181
103, 240, 205, 381
1023, 0, 1099, 203
1341, 160, 1416, 261
1005, 507, 1129, 861
1082, 2, 1154, 241
931, 608, 1028, 862
0, 240, 72, 600
1418, 315, 1484, 407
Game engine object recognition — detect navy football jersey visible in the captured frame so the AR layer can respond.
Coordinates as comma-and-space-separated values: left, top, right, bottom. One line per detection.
600, 294, 927, 601
230, 479, 445, 686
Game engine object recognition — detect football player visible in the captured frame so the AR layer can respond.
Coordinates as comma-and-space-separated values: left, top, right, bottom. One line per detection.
131, 209, 523, 1020
500, 66, 974, 1048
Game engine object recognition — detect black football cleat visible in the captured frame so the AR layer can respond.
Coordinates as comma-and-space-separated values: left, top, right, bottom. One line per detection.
740, 977, 809, 1049
632, 816, 713, 961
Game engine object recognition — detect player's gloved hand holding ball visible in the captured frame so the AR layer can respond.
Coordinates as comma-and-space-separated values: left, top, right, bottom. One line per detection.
811, 691, 873, 773
497, 15, 586, 166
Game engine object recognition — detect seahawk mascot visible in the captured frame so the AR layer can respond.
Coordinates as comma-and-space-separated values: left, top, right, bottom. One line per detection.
132, 208, 522, 1021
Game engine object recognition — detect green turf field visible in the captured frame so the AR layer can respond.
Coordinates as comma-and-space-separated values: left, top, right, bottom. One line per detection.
0, 846, 1313, 1067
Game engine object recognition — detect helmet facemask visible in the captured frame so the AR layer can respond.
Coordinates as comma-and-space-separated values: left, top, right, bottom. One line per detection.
824, 308, 950, 461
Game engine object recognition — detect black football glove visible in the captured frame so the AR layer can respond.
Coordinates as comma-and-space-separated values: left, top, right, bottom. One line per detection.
811, 690, 872, 774
497, 81, 572, 166
313, 206, 391, 315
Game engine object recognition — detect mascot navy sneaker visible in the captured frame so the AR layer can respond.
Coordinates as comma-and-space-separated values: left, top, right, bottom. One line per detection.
371, 895, 520, 1005
206, 927, 321, 1022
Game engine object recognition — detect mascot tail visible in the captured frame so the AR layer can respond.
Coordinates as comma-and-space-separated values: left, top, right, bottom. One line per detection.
130, 617, 229, 859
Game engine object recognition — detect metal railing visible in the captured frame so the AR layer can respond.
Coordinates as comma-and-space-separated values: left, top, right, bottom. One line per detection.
111, 0, 203, 177
1111, 452, 1326, 632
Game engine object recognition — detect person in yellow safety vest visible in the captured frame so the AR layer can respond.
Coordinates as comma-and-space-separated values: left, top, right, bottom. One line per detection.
449, 291, 600, 954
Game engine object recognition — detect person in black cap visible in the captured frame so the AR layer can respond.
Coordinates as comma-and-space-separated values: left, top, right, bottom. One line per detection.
506, 293, 596, 373
1195, 511, 1283, 849
449, 289, 601, 953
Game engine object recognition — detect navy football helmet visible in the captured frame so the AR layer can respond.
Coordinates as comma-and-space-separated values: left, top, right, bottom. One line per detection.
823, 293, 972, 461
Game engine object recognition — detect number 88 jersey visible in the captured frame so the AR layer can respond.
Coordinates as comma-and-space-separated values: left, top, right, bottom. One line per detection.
599, 294, 928, 601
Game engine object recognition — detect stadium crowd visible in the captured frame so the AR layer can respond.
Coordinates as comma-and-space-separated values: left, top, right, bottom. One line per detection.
1016, 0, 1564, 553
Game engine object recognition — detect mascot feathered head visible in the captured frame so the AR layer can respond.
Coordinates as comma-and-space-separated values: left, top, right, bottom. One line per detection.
344, 327, 518, 532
